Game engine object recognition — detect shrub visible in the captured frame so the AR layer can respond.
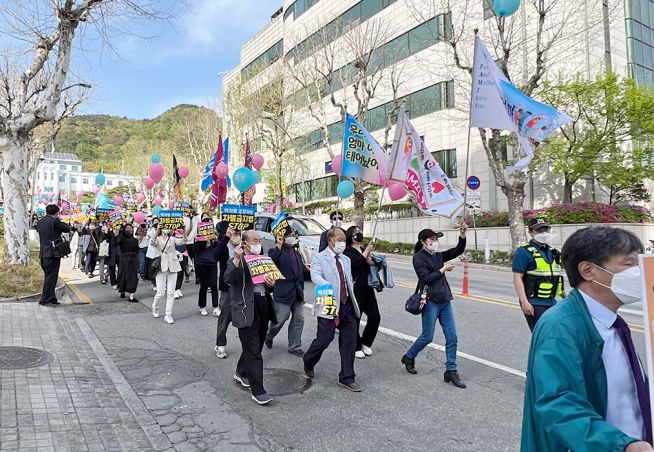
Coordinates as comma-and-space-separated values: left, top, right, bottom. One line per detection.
466, 250, 512, 266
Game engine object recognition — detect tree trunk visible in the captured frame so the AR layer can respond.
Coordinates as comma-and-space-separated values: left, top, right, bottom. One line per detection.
353, 188, 365, 230
563, 177, 573, 203
275, 156, 283, 212
502, 184, 527, 251
1, 135, 32, 265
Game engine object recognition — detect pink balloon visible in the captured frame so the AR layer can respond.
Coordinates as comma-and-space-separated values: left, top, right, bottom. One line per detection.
135, 192, 146, 203
112, 196, 124, 206
92, 186, 100, 195
214, 162, 229, 179
388, 182, 407, 201
149, 163, 165, 183
178, 166, 190, 179
47, 193, 54, 200
143, 177, 155, 190
76, 191, 83, 200
251, 154, 264, 171
134, 211, 146, 224
154, 196, 162, 206
168, 201, 174, 209
331, 155, 342, 175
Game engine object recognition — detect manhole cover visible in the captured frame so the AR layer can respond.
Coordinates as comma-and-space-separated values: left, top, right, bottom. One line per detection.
235, 368, 311, 396
0, 346, 54, 370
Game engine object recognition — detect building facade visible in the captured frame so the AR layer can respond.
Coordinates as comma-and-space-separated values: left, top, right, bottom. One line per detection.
223, 0, 648, 227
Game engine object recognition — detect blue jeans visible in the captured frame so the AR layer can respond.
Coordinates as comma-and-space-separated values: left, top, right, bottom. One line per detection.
406, 300, 458, 371
266, 300, 305, 351
138, 248, 147, 277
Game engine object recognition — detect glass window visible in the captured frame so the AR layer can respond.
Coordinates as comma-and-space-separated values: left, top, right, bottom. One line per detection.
71, 165, 79, 171
342, 3, 361, 31
70, 177, 77, 183
365, 104, 388, 131
634, 21, 642, 41
410, 85, 438, 117
59, 175, 65, 182
445, 80, 455, 108
383, 33, 409, 65
59, 165, 66, 170
409, 19, 436, 54
362, 0, 382, 20
295, 0, 307, 16
284, 3, 295, 21
433, 149, 457, 178
107, 180, 113, 186
37, 172, 40, 180
83, 178, 89, 184
635, 39, 644, 62
651, 2, 654, 26
328, 122, 344, 145
645, 44, 653, 67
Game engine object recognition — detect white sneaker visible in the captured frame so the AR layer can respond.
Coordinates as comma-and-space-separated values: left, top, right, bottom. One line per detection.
200, 308, 208, 316
174, 290, 181, 300
152, 286, 157, 291
214, 346, 227, 359
212, 307, 221, 317
362, 345, 373, 356
355, 350, 366, 359
178, 290, 184, 298
164, 316, 174, 324
152, 307, 160, 318
112, 285, 118, 290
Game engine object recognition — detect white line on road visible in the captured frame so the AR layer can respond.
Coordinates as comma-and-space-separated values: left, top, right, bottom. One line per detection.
303, 303, 527, 379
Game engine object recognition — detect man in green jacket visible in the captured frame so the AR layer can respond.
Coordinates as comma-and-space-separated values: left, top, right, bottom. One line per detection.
522, 226, 653, 452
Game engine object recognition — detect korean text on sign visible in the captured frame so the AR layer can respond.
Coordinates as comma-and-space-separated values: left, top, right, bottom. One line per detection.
314, 284, 338, 317
243, 255, 285, 285
159, 210, 185, 230
220, 204, 256, 231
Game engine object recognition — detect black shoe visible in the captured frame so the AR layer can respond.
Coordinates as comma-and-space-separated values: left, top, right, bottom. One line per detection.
50, 300, 61, 305
120, 292, 125, 299
288, 349, 305, 357
185, 276, 190, 283
304, 366, 315, 379
128, 297, 138, 303
264, 338, 273, 349
444, 370, 466, 389
401, 355, 417, 374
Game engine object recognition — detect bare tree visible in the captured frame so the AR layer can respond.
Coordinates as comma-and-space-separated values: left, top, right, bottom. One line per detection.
0, 0, 175, 265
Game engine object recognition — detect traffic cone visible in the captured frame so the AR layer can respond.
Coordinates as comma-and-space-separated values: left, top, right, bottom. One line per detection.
462, 259, 470, 296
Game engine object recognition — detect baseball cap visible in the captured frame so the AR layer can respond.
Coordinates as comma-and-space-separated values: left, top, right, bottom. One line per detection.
528, 217, 551, 230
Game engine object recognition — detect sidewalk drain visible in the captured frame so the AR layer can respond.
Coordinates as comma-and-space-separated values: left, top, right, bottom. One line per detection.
0, 346, 54, 369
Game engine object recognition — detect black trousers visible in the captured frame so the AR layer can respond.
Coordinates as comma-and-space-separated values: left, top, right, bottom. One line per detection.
175, 255, 188, 290
236, 294, 270, 396
304, 302, 357, 384
524, 304, 554, 332
40, 257, 61, 304
216, 291, 233, 347
197, 263, 218, 308
85, 252, 97, 275
107, 263, 118, 286
354, 286, 381, 350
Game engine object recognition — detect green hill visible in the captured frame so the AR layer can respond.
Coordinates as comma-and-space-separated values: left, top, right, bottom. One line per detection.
55, 104, 221, 173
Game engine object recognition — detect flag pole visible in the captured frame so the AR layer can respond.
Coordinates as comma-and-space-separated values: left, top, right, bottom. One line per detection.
370, 184, 387, 242
463, 30, 480, 225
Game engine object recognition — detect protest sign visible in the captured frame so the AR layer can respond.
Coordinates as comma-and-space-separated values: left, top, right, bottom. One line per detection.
314, 284, 338, 317
243, 255, 284, 285
159, 210, 185, 230
220, 204, 256, 231
125, 200, 137, 213
271, 211, 290, 237
135, 224, 147, 238
196, 221, 217, 242
96, 208, 112, 223
109, 209, 125, 228
341, 113, 388, 186
173, 201, 192, 217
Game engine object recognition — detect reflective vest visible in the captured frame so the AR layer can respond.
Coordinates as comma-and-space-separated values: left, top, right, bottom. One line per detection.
521, 242, 564, 299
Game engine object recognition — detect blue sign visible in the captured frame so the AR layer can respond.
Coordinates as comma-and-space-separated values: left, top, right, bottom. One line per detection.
466, 176, 481, 191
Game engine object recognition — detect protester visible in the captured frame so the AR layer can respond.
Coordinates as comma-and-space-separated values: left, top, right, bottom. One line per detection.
344, 226, 379, 359
522, 226, 653, 451
401, 223, 467, 389
185, 211, 200, 284
304, 228, 362, 392
214, 227, 239, 359
137, 223, 149, 280
151, 226, 186, 324
319, 211, 344, 252
193, 213, 220, 316
512, 217, 564, 331
36, 204, 71, 306
75, 222, 86, 270
145, 217, 160, 289
96, 223, 111, 284
265, 229, 305, 357
82, 221, 100, 278
106, 224, 121, 289
116, 224, 140, 302
174, 220, 193, 300
70, 226, 80, 270
225, 230, 276, 405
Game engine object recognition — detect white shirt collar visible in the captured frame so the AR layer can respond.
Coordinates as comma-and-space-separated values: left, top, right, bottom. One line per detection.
327, 247, 337, 258
579, 289, 618, 329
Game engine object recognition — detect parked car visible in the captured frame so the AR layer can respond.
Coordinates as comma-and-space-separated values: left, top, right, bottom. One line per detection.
254, 213, 326, 272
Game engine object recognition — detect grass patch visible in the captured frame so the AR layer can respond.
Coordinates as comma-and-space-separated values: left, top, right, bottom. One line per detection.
0, 237, 44, 298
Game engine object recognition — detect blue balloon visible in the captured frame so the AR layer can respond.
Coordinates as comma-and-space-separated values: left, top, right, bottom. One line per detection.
336, 180, 355, 199
151, 153, 161, 164
95, 172, 106, 186
233, 167, 255, 193
253, 171, 261, 184
493, 0, 520, 17
152, 205, 162, 216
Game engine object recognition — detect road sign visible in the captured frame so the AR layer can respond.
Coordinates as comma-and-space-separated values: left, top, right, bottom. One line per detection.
466, 175, 481, 191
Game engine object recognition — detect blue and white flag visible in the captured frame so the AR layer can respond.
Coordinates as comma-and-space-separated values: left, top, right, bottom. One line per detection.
341, 114, 388, 185
470, 36, 571, 171
201, 137, 230, 191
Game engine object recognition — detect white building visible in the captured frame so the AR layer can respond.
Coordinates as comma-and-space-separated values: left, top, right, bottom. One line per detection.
35, 152, 139, 196
223, 0, 650, 228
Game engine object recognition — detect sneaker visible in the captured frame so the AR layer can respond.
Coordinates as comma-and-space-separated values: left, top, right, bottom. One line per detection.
212, 307, 221, 317
264, 337, 273, 349
200, 308, 208, 316
355, 350, 366, 359
164, 316, 174, 324
233, 373, 250, 388
362, 345, 373, 356
185, 275, 190, 283
214, 346, 227, 359
174, 290, 181, 300
113, 285, 118, 290
128, 297, 139, 303
338, 381, 363, 392
152, 286, 157, 291
152, 306, 160, 318
251, 393, 273, 405
178, 290, 184, 298
100, 280, 106, 285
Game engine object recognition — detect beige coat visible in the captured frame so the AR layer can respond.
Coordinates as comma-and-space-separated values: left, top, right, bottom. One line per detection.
151, 235, 184, 273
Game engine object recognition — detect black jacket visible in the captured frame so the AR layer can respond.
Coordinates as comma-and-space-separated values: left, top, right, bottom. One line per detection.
216, 236, 231, 292
193, 240, 221, 266
224, 258, 276, 328
269, 245, 304, 305
36, 215, 71, 258
413, 237, 466, 302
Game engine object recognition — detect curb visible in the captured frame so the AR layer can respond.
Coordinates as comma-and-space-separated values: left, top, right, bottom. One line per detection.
0, 279, 66, 303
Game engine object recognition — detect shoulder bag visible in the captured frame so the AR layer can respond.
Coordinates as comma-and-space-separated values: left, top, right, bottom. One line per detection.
51, 219, 71, 258
405, 283, 427, 315
148, 236, 170, 279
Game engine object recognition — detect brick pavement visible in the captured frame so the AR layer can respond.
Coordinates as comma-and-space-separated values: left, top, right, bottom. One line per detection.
0, 302, 172, 452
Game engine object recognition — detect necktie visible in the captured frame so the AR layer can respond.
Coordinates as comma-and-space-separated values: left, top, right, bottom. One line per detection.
334, 255, 347, 304
613, 315, 652, 443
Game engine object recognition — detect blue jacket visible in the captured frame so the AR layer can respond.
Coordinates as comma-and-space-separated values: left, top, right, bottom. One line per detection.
269, 245, 304, 305
412, 237, 466, 302
521, 288, 639, 451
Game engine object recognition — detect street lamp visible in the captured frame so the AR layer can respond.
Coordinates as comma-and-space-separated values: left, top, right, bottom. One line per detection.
29, 152, 46, 226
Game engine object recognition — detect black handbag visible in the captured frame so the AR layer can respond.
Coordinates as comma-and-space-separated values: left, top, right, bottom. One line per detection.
51, 220, 71, 258
405, 284, 427, 315
148, 237, 169, 280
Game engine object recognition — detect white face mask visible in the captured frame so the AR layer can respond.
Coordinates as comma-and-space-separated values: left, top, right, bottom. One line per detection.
534, 232, 553, 246
593, 264, 642, 305
333, 241, 346, 254
425, 241, 439, 253
285, 237, 297, 247
332, 219, 342, 228
230, 237, 241, 247
249, 244, 262, 255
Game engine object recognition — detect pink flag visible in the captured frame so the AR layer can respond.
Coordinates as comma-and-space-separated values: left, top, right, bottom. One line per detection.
242, 137, 256, 206
209, 136, 227, 211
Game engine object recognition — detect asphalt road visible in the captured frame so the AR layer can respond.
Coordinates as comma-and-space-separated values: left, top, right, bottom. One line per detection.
58, 253, 648, 452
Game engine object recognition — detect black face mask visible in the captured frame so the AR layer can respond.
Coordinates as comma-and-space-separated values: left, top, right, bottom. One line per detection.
353, 233, 364, 243
124, 231, 133, 237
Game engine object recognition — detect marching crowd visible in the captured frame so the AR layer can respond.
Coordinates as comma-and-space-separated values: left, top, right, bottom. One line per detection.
35, 203, 654, 450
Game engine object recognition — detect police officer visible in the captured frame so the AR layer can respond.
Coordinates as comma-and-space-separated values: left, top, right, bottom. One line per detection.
512, 217, 564, 331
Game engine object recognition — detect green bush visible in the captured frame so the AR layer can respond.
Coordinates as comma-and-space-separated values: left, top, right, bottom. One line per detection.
372, 239, 415, 255
466, 250, 512, 266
